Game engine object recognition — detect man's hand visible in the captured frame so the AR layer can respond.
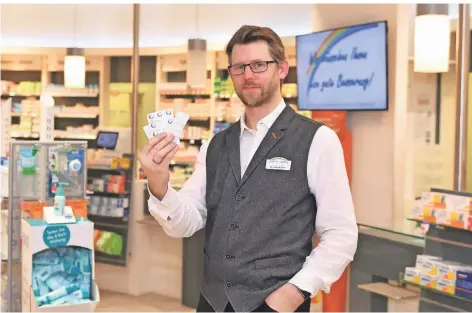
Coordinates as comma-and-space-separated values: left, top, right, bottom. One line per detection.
264, 283, 305, 312
138, 133, 179, 200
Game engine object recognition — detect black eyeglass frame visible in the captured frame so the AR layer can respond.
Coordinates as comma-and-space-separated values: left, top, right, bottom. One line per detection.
227, 60, 278, 75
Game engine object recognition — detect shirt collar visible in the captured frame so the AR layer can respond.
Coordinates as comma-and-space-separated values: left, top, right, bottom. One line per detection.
240, 99, 287, 138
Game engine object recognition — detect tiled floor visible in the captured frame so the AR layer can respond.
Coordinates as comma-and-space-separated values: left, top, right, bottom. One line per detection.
96, 290, 195, 312
96, 290, 322, 312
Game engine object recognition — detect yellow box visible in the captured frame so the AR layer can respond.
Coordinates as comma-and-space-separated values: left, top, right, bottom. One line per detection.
436, 278, 455, 295
420, 272, 438, 289
404, 267, 421, 285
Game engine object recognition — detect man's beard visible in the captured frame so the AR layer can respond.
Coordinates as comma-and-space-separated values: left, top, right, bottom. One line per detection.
235, 75, 279, 108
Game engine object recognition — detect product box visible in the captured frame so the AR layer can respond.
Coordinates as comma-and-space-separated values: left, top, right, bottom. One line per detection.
411, 201, 425, 220
420, 272, 438, 289
420, 192, 445, 207
404, 267, 421, 285
416, 255, 442, 275
21, 218, 100, 312
436, 277, 456, 295
21, 200, 88, 219
438, 261, 472, 281
21, 201, 48, 219
456, 270, 472, 300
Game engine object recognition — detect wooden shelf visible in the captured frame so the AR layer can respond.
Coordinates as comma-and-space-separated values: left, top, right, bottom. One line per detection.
55, 113, 98, 118
358, 282, 419, 300
1, 93, 40, 97
45, 92, 99, 98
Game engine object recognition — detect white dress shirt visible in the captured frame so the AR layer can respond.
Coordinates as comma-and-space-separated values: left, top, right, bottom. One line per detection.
148, 99, 358, 296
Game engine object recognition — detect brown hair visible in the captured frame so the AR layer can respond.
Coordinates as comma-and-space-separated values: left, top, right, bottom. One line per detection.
225, 25, 286, 65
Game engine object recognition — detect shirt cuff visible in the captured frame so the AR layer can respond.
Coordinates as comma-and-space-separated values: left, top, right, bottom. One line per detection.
289, 268, 327, 297
147, 184, 180, 222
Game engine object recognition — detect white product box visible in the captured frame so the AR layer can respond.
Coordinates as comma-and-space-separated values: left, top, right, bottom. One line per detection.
436, 277, 456, 295
416, 255, 442, 275
438, 261, 472, 281
404, 267, 421, 285
21, 218, 100, 312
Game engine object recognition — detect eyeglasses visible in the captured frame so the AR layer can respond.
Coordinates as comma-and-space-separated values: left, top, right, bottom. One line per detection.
228, 60, 278, 75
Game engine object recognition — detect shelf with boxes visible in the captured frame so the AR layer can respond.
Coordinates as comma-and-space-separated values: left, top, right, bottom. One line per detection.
2, 54, 105, 142
86, 154, 134, 267
402, 188, 472, 312
46, 67, 101, 141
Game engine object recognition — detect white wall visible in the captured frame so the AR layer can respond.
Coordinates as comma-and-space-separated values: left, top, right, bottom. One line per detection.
312, 4, 412, 228
0, 4, 313, 48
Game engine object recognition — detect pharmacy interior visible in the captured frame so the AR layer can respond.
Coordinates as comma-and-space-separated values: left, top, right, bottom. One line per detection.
1, 3, 472, 312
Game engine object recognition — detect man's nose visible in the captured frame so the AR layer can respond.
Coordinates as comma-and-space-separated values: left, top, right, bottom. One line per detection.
242, 65, 255, 80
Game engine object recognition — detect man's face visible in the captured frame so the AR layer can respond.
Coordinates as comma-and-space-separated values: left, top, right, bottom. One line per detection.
229, 40, 285, 107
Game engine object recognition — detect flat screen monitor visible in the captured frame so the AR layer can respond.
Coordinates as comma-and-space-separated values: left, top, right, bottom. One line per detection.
296, 21, 388, 111
96, 131, 119, 150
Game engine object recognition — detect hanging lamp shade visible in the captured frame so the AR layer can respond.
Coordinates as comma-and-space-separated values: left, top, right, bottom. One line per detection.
64, 48, 85, 88
414, 4, 450, 73
187, 38, 207, 88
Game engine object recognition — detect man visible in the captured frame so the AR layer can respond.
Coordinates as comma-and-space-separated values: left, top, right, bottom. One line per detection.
139, 25, 358, 312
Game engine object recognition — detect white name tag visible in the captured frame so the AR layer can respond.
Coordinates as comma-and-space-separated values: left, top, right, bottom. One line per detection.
265, 157, 292, 171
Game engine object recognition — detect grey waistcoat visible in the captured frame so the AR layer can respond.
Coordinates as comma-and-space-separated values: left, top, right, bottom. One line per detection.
202, 104, 322, 312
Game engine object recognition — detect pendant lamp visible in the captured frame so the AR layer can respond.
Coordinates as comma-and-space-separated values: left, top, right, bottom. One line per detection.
64, 5, 85, 88
64, 47, 85, 89
414, 4, 450, 73
187, 38, 207, 88
187, 4, 207, 88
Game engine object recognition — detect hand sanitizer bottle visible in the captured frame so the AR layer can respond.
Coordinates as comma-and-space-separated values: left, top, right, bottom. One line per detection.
53, 182, 67, 216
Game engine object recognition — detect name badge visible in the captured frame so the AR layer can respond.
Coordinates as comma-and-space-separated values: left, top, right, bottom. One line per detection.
265, 157, 292, 171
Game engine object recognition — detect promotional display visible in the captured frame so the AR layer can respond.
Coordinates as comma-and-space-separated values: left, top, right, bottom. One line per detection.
296, 21, 388, 111
21, 218, 100, 311
2, 141, 94, 312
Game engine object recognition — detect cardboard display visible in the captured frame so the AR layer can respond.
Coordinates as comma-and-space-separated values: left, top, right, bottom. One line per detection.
21, 218, 100, 312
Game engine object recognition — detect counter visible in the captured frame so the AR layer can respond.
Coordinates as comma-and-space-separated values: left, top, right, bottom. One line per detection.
349, 224, 425, 312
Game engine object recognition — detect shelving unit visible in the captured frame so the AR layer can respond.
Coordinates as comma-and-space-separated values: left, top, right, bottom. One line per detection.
403, 188, 472, 312
2, 54, 107, 144
86, 154, 134, 267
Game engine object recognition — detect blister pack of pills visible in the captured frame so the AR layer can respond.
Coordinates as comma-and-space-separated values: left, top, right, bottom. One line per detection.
143, 109, 189, 145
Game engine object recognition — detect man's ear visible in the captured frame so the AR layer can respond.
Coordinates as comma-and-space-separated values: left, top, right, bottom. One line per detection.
278, 60, 289, 80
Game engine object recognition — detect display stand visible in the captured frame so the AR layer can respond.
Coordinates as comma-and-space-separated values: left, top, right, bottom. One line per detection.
1, 141, 98, 312
402, 188, 472, 312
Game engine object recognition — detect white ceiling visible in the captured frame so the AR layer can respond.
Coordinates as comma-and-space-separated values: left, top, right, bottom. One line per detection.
447, 3, 472, 20
0, 4, 313, 48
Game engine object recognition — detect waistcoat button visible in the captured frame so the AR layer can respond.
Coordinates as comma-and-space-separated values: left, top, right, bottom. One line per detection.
225, 254, 231, 259
229, 223, 236, 229
226, 282, 232, 288
235, 194, 242, 201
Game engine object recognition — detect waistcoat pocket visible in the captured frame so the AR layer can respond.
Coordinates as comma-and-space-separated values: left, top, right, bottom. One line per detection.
254, 255, 291, 270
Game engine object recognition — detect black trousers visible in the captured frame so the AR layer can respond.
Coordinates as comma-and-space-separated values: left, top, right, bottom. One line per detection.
196, 293, 311, 312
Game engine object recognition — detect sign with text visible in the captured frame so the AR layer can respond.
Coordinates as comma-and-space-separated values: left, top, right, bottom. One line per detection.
296, 21, 388, 111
